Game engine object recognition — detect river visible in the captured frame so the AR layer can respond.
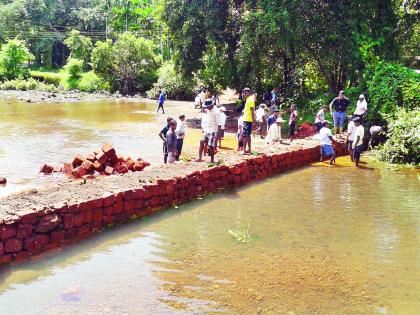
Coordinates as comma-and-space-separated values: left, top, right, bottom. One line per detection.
0, 158, 418, 314
0, 98, 165, 197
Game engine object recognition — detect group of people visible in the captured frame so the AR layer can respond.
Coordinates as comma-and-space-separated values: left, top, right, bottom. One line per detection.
158, 87, 373, 167
314, 91, 369, 166
158, 115, 186, 163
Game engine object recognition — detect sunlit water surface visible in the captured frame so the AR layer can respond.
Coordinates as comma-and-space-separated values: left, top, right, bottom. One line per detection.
0, 98, 164, 196
0, 160, 419, 314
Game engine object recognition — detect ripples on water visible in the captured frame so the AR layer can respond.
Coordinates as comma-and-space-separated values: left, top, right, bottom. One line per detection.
0, 159, 418, 314
0, 99, 163, 196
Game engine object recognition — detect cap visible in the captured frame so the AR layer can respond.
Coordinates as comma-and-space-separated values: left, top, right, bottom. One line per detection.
352, 117, 361, 122
243, 87, 251, 92
273, 108, 280, 112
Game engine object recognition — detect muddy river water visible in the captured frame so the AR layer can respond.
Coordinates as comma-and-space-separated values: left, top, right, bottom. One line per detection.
0, 159, 418, 314
0, 98, 165, 197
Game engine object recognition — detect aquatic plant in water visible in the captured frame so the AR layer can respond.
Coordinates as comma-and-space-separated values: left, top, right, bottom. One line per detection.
228, 223, 258, 243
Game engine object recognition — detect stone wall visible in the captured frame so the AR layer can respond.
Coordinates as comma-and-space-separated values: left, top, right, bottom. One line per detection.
0, 143, 348, 267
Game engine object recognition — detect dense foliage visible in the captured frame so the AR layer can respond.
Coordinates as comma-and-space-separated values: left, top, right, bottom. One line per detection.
367, 62, 420, 123
91, 32, 159, 94
376, 108, 420, 165
0, 39, 33, 79
147, 61, 196, 99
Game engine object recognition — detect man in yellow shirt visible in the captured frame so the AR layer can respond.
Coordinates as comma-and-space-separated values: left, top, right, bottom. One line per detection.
242, 87, 255, 154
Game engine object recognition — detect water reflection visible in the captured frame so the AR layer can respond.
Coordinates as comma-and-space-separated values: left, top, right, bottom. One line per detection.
0, 161, 418, 314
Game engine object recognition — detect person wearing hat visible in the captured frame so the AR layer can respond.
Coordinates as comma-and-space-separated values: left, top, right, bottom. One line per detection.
354, 94, 368, 123
352, 117, 364, 167
254, 104, 268, 139
267, 108, 280, 131
217, 106, 227, 148
242, 87, 255, 154
166, 120, 178, 163
266, 117, 284, 144
319, 120, 335, 165
345, 115, 356, 162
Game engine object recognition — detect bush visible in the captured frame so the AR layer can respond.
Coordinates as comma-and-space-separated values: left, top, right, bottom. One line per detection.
0, 38, 33, 79
30, 71, 63, 85
0, 78, 57, 92
64, 58, 84, 80
64, 30, 92, 67
376, 108, 420, 165
91, 33, 160, 95
367, 62, 420, 123
147, 61, 196, 100
77, 71, 105, 92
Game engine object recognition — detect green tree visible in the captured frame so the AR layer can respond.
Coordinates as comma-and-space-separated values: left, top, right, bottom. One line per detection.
91, 32, 159, 94
64, 30, 93, 67
0, 38, 34, 79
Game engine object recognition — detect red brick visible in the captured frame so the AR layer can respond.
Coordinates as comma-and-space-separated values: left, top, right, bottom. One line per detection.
0, 225, 16, 240
92, 208, 103, 224
133, 189, 145, 199
93, 160, 103, 171
0, 254, 12, 264
123, 189, 135, 200
115, 164, 128, 174
82, 209, 93, 224
72, 166, 87, 178
123, 200, 135, 212
102, 144, 116, 157
96, 151, 108, 164
19, 212, 38, 224
35, 214, 62, 233
50, 230, 65, 244
13, 251, 29, 262
72, 154, 85, 167
34, 234, 49, 249
103, 206, 113, 216
113, 202, 123, 214
64, 214, 74, 229
82, 160, 94, 173
0, 242, 3, 255
40, 164, 54, 174
17, 224, 32, 239
73, 213, 83, 227
63, 162, 74, 175
87, 198, 103, 209
5, 238, 23, 253
105, 166, 114, 175
102, 193, 116, 207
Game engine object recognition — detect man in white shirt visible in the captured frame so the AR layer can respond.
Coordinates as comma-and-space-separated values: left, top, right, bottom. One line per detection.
319, 121, 335, 165
352, 117, 364, 167
254, 104, 267, 138
266, 117, 283, 144
345, 116, 356, 162
354, 94, 368, 122
217, 106, 227, 148
198, 102, 221, 163
314, 105, 329, 132
237, 112, 244, 152
175, 114, 186, 161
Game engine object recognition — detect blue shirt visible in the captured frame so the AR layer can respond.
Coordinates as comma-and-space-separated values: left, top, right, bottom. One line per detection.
267, 114, 277, 128
159, 93, 165, 105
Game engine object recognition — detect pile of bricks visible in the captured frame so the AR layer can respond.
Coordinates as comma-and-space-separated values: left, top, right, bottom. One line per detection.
40, 144, 150, 178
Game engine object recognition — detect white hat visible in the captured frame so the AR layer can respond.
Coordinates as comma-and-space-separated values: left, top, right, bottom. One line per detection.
219, 106, 227, 112
276, 117, 284, 123
359, 94, 365, 99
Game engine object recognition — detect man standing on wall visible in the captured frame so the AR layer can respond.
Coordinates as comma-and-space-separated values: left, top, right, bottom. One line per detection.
175, 114, 186, 161
329, 90, 349, 139
158, 117, 173, 164
352, 117, 365, 167
242, 87, 256, 154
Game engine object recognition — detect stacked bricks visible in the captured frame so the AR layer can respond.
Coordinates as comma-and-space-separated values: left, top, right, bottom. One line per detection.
1, 142, 348, 267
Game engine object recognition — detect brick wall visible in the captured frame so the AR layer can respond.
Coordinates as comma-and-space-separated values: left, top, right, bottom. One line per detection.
0, 143, 348, 267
